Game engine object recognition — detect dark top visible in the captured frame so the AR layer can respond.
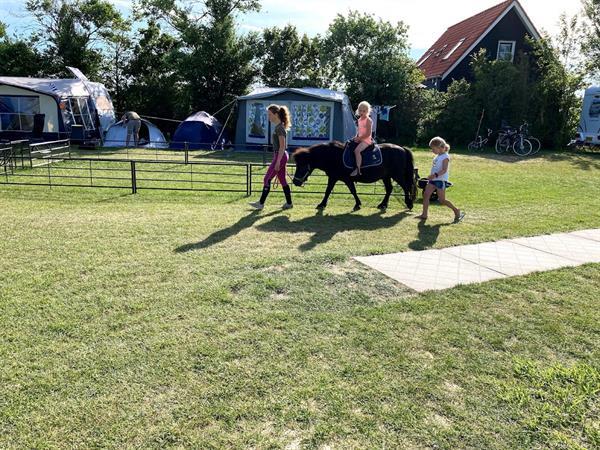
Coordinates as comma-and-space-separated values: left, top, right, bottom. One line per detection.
272, 123, 287, 153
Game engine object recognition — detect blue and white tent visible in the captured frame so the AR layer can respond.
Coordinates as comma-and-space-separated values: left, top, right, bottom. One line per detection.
103, 119, 168, 148
0, 76, 115, 141
235, 87, 357, 150
171, 111, 228, 150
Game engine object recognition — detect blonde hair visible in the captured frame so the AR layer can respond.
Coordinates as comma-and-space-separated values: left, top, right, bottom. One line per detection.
268, 104, 291, 130
429, 136, 451, 153
355, 101, 372, 116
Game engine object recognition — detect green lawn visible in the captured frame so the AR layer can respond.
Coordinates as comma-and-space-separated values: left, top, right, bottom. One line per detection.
1, 149, 599, 449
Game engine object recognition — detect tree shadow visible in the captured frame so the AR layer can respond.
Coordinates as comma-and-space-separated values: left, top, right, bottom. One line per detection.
175, 209, 280, 253
408, 220, 452, 251
257, 210, 410, 252
534, 151, 600, 171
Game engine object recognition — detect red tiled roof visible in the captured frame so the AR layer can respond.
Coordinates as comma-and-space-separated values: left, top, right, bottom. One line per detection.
417, 0, 514, 80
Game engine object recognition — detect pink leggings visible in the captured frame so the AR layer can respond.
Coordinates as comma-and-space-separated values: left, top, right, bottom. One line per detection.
264, 151, 289, 187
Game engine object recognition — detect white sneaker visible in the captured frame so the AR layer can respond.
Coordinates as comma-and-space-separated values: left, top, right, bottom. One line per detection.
249, 201, 264, 210
282, 203, 293, 210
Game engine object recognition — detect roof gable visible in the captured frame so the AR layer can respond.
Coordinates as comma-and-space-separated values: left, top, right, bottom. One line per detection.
417, 0, 539, 81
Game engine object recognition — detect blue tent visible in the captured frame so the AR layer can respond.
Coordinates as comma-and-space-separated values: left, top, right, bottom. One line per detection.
171, 111, 228, 150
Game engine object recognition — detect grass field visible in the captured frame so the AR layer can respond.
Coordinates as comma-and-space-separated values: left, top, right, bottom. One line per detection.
1, 148, 599, 449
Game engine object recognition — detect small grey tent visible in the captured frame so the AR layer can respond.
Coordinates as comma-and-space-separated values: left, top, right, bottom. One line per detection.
235, 87, 357, 150
103, 119, 168, 148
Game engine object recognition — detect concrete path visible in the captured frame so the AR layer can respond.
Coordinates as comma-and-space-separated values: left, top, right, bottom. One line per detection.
354, 229, 600, 292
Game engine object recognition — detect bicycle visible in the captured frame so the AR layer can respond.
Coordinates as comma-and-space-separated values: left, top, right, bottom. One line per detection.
468, 128, 493, 151
520, 122, 541, 155
495, 123, 532, 156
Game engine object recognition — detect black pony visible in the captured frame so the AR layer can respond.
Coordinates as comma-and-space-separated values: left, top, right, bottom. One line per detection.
292, 141, 417, 211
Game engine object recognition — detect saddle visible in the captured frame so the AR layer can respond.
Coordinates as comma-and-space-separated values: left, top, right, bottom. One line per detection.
343, 141, 383, 170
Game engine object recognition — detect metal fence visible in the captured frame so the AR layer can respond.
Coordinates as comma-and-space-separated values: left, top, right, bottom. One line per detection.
1, 139, 389, 198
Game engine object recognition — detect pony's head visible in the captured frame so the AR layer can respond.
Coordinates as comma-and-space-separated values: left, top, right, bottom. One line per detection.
292, 147, 313, 187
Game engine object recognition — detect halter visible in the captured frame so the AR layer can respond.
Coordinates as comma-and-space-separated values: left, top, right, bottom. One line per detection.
293, 164, 311, 187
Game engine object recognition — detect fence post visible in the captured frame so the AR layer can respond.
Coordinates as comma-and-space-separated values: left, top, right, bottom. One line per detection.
185, 142, 189, 165
130, 160, 137, 194
248, 164, 253, 196
246, 164, 250, 196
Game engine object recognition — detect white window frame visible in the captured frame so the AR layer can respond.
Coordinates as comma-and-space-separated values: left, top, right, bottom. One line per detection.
443, 38, 465, 60
496, 40, 516, 62
66, 97, 96, 131
288, 101, 335, 146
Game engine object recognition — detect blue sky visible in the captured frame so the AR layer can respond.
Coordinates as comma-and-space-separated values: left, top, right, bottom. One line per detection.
1, 0, 582, 60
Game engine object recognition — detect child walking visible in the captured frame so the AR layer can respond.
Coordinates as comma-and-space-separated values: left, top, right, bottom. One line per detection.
249, 104, 293, 210
350, 101, 373, 177
416, 137, 465, 222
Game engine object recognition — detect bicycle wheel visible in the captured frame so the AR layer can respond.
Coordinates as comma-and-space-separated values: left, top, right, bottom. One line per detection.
468, 141, 478, 151
495, 136, 510, 153
513, 138, 532, 156
528, 137, 541, 155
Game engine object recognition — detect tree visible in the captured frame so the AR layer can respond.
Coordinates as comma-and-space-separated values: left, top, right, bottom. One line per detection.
527, 36, 584, 147
581, 0, 600, 81
0, 22, 46, 76
25, 0, 128, 78
258, 25, 326, 88
140, 0, 260, 116
322, 11, 424, 142
120, 20, 183, 128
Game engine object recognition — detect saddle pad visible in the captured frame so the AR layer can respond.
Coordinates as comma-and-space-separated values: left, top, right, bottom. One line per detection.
343, 142, 383, 170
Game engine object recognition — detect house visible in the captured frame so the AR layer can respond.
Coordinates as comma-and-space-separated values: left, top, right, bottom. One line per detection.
235, 87, 357, 150
0, 76, 115, 141
417, 0, 541, 91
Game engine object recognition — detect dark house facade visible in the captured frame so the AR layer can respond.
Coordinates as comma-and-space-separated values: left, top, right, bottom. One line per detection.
418, 0, 541, 91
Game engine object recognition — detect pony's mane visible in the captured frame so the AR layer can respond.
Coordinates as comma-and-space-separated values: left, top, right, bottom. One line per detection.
294, 141, 345, 155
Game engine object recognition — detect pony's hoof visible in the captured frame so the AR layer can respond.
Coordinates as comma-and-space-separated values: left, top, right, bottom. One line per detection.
406, 201, 414, 210
377, 203, 388, 211
316, 203, 326, 210
352, 204, 361, 212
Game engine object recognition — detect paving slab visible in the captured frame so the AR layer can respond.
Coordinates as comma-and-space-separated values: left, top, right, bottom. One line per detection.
443, 240, 576, 276
572, 229, 600, 243
509, 233, 600, 264
355, 249, 505, 293
354, 229, 600, 293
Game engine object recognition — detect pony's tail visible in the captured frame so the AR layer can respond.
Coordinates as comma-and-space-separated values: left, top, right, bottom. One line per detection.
405, 148, 418, 202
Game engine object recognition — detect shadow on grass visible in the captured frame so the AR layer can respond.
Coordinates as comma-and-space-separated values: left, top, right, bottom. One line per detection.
408, 220, 453, 251
257, 210, 410, 252
175, 210, 280, 253
534, 151, 600, 171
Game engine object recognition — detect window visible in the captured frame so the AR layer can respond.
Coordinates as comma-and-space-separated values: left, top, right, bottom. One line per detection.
64, 97, 95, 131
246, 102, 268, 143
497, 41, 516, 62
0, 95, 40, 132
435, 45, 448, 57
444, 38, 465, 60
590, 96, 600, 119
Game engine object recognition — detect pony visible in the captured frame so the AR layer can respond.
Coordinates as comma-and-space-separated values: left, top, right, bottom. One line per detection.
292, 141, 417, 211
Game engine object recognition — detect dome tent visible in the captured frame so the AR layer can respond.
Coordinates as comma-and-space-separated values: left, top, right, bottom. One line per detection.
171, 111, 229, 150
103, 119, 168, 148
